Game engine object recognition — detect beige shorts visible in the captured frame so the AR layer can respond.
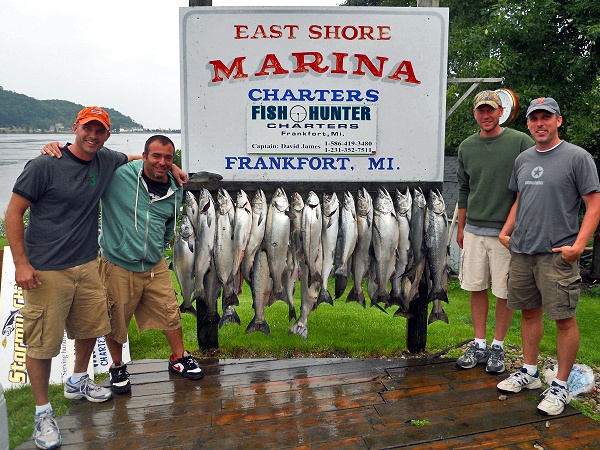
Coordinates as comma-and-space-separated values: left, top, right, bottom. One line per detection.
20, 259, 110, 360
459, 231, 510, 299
100, 257, 181, 344
507, 252, 580, 320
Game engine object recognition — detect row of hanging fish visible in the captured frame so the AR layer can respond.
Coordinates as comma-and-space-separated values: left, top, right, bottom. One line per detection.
172, 186, 450, 341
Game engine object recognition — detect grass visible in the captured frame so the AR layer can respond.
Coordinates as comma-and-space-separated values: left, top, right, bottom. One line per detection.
4, 271, 600, 448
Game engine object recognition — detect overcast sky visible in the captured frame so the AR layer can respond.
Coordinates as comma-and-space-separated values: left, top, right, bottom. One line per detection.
1, 0, 342, 130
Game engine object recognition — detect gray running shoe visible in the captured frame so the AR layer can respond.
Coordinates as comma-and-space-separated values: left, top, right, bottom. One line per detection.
537, 381, 571, 415
497, 368, 542, 393
33, 408, 61, 450
485, 344, 505, 374
456, 342, 490, 369
64, 374, 113, 402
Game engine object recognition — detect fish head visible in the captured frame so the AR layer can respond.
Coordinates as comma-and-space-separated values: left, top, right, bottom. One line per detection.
427, 189, 446, 214
413, 187, 426, 209
375, 188, 394, 214
272, 187, 290, 211
178, 214, 194, 238
251, 189, 266, 214
306, 191, 320, 208
395, 188, 411, 214
236, 189, 251, 211
356, 188, 372, 216
197, 188, 214, 213
343, 191, 355, 211
322, 192, 339, 217
217, 188, 233, 214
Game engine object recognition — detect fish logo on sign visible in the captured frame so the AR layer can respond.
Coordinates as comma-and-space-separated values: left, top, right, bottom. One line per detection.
2, 309, 19, 347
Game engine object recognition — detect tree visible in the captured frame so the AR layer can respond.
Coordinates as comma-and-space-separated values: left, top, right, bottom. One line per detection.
340, 0, 600, 157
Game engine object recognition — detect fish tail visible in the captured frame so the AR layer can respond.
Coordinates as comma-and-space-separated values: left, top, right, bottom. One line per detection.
317, 288, 333, 306
245, 317, 271, 336
428, 307, 449, 324
427, 289, 449, 304
334, 274, 349, 299
288, 321, 308, 341
179, 304, 197, 317
288, 304, 297, 322
218, 306, 241, 328
346, 288, 366, 308
201, 311, 220, 326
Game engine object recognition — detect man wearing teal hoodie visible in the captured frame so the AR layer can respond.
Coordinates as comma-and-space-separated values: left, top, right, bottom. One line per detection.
99, 135, 203, 393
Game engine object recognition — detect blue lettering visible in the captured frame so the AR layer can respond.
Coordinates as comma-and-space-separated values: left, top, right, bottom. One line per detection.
248, 89, 261, 101
225, 157, 237, 169
309, 157, 321, 170
322, 157, 335, 169
297, 157, 309, 169
254, 157, 268, 170
282, 157, 296, 169
337, 157, 351, 170
239, 157, 252, 169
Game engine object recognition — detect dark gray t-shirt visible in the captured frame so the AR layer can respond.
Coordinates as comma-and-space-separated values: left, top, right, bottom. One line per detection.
509, 141, 600, 254
12, 146, 127, 270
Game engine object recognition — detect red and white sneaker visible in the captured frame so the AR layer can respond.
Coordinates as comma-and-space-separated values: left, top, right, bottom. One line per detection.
168, 351, 204, 380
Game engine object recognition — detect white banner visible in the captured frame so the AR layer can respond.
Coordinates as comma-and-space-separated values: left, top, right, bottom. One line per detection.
0, 248, 130, 389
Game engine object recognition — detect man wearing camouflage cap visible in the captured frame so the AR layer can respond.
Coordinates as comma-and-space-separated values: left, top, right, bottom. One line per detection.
498, 97, 600, 415
456, 90, 534, 374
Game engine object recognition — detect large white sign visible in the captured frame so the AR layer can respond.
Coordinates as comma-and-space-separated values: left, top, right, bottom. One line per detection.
180, 6, 448, 182
0, 248, 129, 389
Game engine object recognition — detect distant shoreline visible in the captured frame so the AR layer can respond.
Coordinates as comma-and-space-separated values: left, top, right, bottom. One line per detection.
0, 130, 181, 134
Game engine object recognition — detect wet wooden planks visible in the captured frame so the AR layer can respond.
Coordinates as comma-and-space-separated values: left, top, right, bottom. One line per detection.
16, 357, 600, 449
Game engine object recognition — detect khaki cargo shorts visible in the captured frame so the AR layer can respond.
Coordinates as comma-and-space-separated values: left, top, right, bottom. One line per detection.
100, 257, 181, 344
507, 252, 581, 320
459, 231, 510, 299
20, 259, 110, 360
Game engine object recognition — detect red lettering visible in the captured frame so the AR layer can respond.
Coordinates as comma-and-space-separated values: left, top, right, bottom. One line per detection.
282, 25, 299, 39
234, 25, 248, 39
341, 26, 358, 40
308, 24, 322, 40
388, 60, 421, 84
331, 52, 348, 74
292, 52, 329, 74
251, 25, 268, 39
353, 54, 388, 77
209, 57, 248, 82
255, 54, 290, 76
378, 26, 391, 40
269, 25, 282, 39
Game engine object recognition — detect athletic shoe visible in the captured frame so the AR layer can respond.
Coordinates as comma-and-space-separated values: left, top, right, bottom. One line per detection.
456, 342, 490, 369
64, 374, 113, 402
497, 368, 542, 393
168, 350, 204, 380
109, 363, 131, 394
485, 344, 506, 374
33, 408, 61, 450
537, 381, 571, 415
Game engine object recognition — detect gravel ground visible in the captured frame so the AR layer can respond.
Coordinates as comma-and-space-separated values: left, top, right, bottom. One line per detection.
457, 342, 600, 416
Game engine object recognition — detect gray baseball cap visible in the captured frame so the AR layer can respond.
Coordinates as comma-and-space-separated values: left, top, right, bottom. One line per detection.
526, 97, 561, 117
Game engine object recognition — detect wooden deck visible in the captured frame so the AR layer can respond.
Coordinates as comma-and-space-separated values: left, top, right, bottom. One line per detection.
17, 357, 600, 449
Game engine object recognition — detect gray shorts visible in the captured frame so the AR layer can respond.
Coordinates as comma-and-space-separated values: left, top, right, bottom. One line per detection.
507, 252, 581, 320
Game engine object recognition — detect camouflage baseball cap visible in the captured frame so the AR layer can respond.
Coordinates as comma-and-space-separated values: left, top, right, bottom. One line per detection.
473, 90, 502, 109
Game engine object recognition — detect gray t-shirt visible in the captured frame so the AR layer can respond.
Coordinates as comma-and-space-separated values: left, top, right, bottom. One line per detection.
13, 146, 127, 270
509, 141, 600, 254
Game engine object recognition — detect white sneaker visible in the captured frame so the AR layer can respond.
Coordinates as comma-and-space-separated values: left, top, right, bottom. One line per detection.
537, 381, 571, 415
64, 374, 113, 402
33, 408, 61, 450
497, 368, 542, 393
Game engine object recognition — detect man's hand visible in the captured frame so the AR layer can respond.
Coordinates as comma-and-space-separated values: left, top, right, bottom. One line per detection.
498, 233, 511, 250
14, 262, 41, 290
41, 142, 63, 158
171, 165, 188, 186
552, 246, 582, 264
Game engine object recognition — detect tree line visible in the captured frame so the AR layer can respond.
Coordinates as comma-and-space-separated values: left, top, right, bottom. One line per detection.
0, 87, 143, 132
342, 0, 600, 158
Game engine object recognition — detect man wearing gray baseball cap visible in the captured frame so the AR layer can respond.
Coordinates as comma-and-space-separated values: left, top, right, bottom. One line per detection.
497, 97, 600, 415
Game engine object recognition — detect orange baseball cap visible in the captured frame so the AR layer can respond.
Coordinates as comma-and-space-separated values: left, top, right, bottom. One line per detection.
76, 106, 111, 130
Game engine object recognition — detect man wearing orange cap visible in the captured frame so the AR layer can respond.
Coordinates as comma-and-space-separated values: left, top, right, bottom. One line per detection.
6, 106, 139, 449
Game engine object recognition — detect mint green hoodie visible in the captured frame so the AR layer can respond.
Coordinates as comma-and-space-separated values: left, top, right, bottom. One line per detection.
99, 159, 182, 272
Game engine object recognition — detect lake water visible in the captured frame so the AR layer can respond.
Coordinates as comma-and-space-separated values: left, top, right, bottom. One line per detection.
0, 133, 181, 215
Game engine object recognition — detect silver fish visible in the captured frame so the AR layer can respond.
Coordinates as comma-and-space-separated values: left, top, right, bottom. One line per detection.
425, 189, 449, 305
241, 190, 268, 284
281, 248, 298, 321
347, 188, 373, 307
318, 192, 339, 305
288, 192, 305, 280
173, 214, 196, 315
184, 191, 199, 232
232, 189, 253, 280
301, 191, 323, 287
265, 187, 291, 303
289, 255, 322, 341
372, 187, 399, 307
403, 187, 427, 303
334, 191, 357, 298
192, 188, 215, 303
391, 187, 413, 313
214, 188, 239, 326
246, 249, 272, 336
